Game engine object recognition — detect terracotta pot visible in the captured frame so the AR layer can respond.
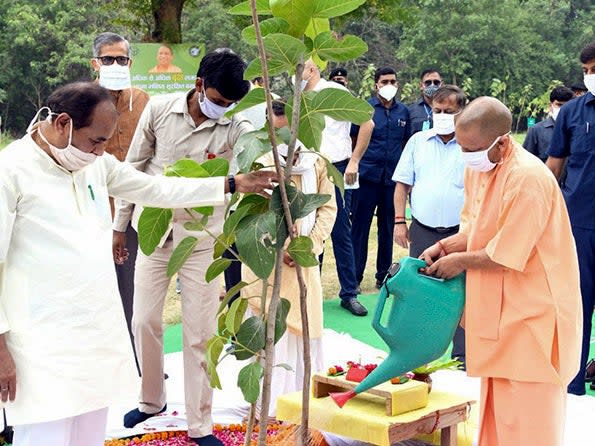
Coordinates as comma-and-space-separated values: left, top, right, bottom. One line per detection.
412, 373, 433, 393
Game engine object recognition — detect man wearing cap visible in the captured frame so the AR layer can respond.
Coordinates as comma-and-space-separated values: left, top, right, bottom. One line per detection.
407, 69, 443, 137
329, 67, 348, 88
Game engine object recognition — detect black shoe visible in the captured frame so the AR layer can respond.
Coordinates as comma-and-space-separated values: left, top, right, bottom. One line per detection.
355, 285, 362, 295
341, 297, 368, 316
189, 434, 224, 446
123, 404, 167, 428
590, 382, 595, 391
375, 279, 383, 289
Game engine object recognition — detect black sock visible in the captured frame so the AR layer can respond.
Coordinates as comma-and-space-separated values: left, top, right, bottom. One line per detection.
189, 434, 224, 446
123, 404, 167, 428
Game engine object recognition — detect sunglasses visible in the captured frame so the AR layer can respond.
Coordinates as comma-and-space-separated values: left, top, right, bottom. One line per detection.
423, 79, 442, 87
96, 56, 130, 66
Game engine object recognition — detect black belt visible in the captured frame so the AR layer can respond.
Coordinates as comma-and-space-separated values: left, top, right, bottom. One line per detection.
412, 217, 459, 234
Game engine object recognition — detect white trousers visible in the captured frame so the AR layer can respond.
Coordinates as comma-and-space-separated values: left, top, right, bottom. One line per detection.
13, 407, 108, 446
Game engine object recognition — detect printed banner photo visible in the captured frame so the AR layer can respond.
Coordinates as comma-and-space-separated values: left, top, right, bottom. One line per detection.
130, 43, 205, 95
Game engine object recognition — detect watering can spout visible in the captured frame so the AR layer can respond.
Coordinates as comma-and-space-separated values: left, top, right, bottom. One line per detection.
327, 257, 465, 410
330, 390, 356, 408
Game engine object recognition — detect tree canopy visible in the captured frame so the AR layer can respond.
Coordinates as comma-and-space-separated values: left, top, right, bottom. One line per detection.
0, 0, 592, 134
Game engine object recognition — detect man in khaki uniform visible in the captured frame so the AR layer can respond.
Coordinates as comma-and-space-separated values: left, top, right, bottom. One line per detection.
114, 49, 253, 446
91, 32, 149, 362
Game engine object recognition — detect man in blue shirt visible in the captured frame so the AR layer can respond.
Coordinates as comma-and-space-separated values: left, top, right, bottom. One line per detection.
546, 40, 595, 396
393, 85, 467, 365
523, 85, 574, 162
407, 69, 443, 137
351, 66, 410, 289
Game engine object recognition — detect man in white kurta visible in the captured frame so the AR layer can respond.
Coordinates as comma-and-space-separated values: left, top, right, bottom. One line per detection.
0, 81, 273, 446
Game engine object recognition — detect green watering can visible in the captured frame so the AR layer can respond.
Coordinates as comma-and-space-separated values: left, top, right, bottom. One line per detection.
331, 256, 466, 408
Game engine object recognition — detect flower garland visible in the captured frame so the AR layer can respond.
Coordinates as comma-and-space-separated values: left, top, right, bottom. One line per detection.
103, 422, 330, 446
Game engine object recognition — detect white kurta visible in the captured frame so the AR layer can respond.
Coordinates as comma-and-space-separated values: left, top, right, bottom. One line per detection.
0, 134, 225, 425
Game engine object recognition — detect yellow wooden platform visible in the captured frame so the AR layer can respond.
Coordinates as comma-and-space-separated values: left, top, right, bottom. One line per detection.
276, 390, 475, 446
312, 373, 429, 416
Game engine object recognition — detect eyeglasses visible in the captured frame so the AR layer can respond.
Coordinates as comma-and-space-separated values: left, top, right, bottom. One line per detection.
423, 79, 442, 86
96, 56, 130, 66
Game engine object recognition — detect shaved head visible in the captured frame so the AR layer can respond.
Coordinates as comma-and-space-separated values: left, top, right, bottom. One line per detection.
456, 97, 512, 143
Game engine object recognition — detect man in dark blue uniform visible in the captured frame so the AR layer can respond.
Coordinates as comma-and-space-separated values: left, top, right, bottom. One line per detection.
351, 66, 410, 289
407, 69, 443, 137
524, 85, 574, 162
546, 40, 595, 396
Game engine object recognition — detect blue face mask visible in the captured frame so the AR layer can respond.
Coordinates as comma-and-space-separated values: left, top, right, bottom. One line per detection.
197, 87, 234, 120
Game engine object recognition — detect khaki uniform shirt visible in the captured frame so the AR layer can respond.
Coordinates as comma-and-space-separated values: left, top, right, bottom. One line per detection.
114, 90, 253, 248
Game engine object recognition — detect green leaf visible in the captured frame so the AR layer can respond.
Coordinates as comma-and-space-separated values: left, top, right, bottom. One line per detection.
241, 17, 289, 46
298, 192, 331, 218
287, 91, 325, 151
234, 316, 266, 360
229, 0, 272, 15
235, 212, 277, 279
312, 88, 373, 124
324, 157, 344, 193
218, 281, 249, 314
274, 298, 291, 343
164, 159, 209, 178
213, 236, 230, 259
312, 0, 366, 18
245, 33, 307, 79
237, 194, 270, 215
226, 88, 266, 119
237, 362, 263, 404
191, 206, 214, 217
201, 158, 229, 176
225, 297, 248, 335
205, 258, 232, 283
276, 126, 291, 145
305, 18, 330, 68
223, 204, 253, 238
235, 131, 272, 172
314, 32, 368, 62
206, 336, 225, 389
138, 207, 172, 256
183, 214, 209, 231
274, 363, 293, 371
217, 312, 230, 337
270, 0, 316, 37
166, 236, 199, 277
287, 236, 319, 267
244, 57, 286, 80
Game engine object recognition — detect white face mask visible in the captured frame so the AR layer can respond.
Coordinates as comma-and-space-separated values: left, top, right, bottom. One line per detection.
198, 88, 233, 120
98, 63, 131, 91
461, 133, 508, 172
433, 112, 459, 135
583, 73, 595, 95
550, 106, 560, 121
36, 113, 98, 171
291, 73, 311, 91
378, 84, 398, 101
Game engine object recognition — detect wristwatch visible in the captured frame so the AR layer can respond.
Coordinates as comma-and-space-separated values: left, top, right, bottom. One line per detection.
227, 175, 236, 194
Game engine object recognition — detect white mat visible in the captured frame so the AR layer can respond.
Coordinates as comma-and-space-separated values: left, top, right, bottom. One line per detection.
103, 328, 594, 445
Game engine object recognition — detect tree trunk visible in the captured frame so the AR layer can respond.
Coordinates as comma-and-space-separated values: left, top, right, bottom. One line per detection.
151, 0, 184, 43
